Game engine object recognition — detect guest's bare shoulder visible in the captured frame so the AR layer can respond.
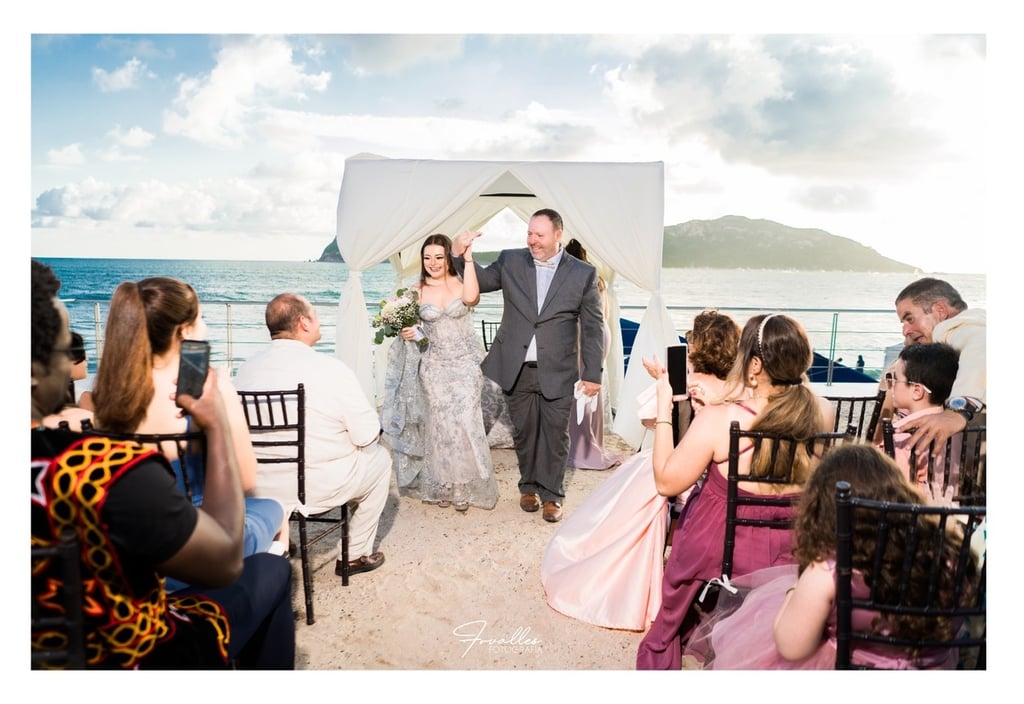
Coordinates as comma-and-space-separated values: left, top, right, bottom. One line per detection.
815, 394, 837, 432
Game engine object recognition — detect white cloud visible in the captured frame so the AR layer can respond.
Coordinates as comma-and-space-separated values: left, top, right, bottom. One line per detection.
31, 156, 341, 241
47, 143, 84, 166
162, 36, 331, 147
602, 65, 662, 119
339, 34, 464, 76
106, 125, 155, 149
97, 148, 143, 163
92, 57, 152, 92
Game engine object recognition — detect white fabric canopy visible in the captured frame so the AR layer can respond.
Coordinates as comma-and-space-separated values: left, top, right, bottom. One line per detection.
334, 155, 676, 448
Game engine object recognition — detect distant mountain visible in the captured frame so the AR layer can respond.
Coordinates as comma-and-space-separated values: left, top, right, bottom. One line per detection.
319, 215, 918, 272
318, 239, 343, 262
663, 215, 917, 271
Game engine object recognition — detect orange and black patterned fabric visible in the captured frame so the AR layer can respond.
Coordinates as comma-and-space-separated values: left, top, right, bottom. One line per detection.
31, 429, 230, 669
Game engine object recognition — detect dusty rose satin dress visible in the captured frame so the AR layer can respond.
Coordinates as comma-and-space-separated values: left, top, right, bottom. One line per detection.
541, 449, 668, 630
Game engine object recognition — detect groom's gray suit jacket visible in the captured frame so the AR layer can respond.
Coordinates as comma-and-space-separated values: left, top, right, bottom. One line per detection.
473, 248, 605, 398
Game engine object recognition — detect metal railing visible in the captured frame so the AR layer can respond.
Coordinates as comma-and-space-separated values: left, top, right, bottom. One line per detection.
617, 303, 900, 381
71, 298, 901, 383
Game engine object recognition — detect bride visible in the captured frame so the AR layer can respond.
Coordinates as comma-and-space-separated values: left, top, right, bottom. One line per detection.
395, 233, 500, 512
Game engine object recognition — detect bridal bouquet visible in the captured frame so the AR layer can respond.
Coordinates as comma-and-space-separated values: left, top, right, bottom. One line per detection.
372, 287, 427, 347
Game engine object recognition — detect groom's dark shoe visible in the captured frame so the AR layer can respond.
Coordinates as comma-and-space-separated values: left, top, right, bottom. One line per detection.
542, 501, 563, 523
520, 493, 541, 512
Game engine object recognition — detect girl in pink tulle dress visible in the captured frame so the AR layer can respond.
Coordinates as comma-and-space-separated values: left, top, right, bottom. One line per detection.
684, 445, 977, 669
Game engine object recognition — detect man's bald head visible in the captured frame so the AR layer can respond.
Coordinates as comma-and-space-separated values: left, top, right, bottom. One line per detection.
265, 293, 321, 346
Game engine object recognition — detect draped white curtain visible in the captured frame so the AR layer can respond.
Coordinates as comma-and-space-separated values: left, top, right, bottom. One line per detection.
334, 155, 675, 448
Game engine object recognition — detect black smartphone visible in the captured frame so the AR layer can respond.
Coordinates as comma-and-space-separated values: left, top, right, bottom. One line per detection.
667, 343, 688, 396
175, 340, 210, 408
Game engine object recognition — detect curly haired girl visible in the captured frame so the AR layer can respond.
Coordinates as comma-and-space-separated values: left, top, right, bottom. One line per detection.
686, 444, 980, 669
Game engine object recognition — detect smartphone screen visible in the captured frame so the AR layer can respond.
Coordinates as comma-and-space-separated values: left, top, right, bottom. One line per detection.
175, 340, 210, 407
667, 343, 688, 396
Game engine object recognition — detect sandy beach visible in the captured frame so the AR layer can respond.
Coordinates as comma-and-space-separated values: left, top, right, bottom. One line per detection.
290, 438, 649, 671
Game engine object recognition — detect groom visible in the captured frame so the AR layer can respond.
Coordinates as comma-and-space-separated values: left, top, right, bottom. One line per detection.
454, 209, 604, 522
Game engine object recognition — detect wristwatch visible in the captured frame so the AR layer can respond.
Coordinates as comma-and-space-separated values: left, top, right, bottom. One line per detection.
945, 396, 985, 422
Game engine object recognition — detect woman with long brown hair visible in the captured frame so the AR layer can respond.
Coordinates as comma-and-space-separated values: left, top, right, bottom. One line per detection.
636, 313, 835, 669
91, 277, 284, 573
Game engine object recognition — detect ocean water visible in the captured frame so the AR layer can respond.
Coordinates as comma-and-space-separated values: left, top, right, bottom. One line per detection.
38, 257, 985, 379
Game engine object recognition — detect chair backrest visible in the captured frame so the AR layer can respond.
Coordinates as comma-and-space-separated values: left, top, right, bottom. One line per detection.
880, 419, 986, 506
237, 385, 306, 502
481, 321, 500, 351
721, 421, 854, 579
31, 528, 86, 669
834, 480, 986, 669
78, 419, 206, 504
824, 389, 886, 442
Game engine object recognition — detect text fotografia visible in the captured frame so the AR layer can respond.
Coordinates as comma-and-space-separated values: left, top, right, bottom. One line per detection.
453, 620, 543, 658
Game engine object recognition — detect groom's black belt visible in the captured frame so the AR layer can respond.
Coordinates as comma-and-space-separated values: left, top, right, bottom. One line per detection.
523, 361, 538, 368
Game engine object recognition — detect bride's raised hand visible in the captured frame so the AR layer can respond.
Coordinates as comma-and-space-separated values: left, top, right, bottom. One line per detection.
453, 230, 482, 256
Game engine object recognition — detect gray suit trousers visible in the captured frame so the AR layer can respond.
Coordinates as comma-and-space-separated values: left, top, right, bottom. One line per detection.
506, 363, 573, 503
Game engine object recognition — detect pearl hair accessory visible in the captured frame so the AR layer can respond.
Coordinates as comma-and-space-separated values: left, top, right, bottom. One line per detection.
757, 313, 783, 357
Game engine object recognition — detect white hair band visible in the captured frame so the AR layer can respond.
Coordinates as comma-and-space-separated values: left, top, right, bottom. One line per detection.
757, 313, 783, 356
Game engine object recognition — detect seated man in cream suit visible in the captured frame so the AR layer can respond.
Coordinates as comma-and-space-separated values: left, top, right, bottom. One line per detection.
235, 293, 390, 577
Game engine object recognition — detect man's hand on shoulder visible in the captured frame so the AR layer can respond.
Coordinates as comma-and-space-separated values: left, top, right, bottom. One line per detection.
908, 409, 967, 456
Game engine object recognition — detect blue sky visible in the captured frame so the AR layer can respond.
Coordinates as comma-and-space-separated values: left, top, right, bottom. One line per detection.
15, 3, 1017, 274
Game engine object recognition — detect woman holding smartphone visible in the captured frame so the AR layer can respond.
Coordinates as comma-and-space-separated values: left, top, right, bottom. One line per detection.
90, 277, 284, 575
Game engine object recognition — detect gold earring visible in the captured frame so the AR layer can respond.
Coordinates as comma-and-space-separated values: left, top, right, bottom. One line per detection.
748, 375, 758, 388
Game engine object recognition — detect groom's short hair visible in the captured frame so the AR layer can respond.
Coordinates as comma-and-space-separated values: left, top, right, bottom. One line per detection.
532, 208, 563, 232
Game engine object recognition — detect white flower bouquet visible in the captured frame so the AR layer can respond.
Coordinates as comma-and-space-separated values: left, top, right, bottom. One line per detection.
372, 287, 426, 347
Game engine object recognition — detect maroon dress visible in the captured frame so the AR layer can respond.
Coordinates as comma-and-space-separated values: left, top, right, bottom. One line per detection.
636, 441, 800, 670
